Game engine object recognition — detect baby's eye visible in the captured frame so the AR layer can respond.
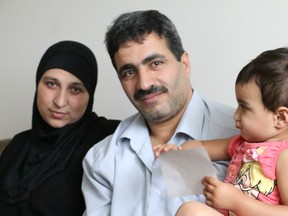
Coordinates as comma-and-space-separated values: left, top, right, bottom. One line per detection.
239, 104, 247, 111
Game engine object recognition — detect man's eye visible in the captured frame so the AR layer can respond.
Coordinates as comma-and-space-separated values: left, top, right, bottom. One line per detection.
150, 60, 164, 68
153, 61, 162, 66
120, 70, 135, 80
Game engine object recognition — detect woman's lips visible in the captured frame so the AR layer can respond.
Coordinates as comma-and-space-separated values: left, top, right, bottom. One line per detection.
50, 110, 67, 119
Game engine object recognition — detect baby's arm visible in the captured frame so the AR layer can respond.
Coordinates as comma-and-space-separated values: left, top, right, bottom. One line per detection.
153, 143, 181, 158
181, 138, 232, 161
153, 140, 203, 158
153, 137, 232, 160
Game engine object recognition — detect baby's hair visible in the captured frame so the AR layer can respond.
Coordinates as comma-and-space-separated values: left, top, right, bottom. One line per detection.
236, 48, 288, 112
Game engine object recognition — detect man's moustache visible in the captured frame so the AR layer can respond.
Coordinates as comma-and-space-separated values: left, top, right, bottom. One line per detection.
134, 86, 167, 100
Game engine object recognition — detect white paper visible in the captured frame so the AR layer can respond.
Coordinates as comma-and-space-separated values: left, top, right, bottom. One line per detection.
159, 147, 216, 197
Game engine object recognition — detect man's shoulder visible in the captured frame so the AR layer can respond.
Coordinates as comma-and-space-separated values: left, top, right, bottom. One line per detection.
204, 99, 235, 116
191, 90, 235, 115
202, 99, 238, 138
84, 134, 114, 163
120, 112, 142, 125
86, 112, 143, 157
192, 91, 235, 122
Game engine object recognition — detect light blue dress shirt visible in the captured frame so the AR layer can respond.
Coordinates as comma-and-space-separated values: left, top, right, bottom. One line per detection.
82, 91, 238, 216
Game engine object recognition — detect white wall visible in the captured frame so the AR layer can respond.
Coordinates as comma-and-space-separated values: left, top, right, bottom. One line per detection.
1, 0, 288, 138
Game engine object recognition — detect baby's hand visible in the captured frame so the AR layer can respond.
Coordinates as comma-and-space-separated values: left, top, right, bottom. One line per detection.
153, 144, 181, 158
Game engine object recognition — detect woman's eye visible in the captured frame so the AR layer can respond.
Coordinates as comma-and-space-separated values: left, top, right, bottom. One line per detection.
71, 87, 82, 94
46, 81, 56, 87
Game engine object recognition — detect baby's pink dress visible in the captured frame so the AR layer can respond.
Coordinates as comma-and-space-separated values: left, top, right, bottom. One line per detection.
220, 135, 288, 215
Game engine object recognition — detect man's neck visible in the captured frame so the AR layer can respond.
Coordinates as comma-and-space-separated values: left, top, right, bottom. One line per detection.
147, 92, 192, 146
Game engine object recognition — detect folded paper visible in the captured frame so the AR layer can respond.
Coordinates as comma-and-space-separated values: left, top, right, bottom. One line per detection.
159, 147, 216, 197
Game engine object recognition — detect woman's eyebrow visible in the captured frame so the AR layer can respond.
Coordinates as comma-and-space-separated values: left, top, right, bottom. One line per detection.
41, 76, 58, 81
41, 76, 85, 87
70, 82, 85, 87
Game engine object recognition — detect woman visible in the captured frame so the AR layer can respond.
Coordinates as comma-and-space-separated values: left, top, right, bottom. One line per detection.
0, 41, 120, 215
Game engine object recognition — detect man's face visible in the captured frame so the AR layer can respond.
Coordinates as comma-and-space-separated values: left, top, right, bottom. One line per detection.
114, 33, 192, 123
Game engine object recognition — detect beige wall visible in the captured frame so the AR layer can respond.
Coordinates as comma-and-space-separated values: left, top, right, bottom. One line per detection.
1, 0, 288, 138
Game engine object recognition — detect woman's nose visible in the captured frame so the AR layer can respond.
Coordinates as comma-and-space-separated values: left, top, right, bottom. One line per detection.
53, 90, 68, 108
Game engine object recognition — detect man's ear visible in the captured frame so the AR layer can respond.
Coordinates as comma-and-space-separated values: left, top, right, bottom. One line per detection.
274, 106, 288, 129
181, 51, 191, 78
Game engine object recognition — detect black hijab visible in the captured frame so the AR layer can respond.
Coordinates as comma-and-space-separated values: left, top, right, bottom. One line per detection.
1, 41, 101, 204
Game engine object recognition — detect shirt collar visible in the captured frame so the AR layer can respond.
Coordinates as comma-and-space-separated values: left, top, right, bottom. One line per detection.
176, 90, 206, 140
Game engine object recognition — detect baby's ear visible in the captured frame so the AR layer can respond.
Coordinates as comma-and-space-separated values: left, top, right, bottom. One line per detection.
274, 106, 288, 128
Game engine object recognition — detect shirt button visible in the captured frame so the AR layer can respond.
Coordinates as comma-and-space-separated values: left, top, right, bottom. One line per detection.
155, 189, 161, 195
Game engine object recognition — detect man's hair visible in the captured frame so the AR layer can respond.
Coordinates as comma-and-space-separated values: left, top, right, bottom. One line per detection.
105, 10, 185, 69
236, 47, 288, 111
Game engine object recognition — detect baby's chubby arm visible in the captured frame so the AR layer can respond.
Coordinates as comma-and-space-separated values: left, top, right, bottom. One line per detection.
153, 140, 204, 158
153, 143, 182, 158
153, 138, 232, 161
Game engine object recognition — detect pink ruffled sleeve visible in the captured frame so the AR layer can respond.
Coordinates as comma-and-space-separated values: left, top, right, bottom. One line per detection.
227, 135, 243, 157
258, 142, 288, 180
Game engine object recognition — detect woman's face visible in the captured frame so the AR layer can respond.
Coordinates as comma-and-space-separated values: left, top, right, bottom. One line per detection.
37, 68, 89, 128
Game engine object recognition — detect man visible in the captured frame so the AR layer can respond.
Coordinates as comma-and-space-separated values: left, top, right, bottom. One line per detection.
82, 10, 238, 216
